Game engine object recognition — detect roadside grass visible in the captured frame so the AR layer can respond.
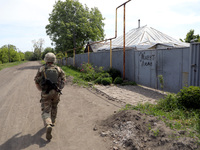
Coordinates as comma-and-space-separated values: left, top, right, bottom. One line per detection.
60, 63, 137, 87
122, 99, 200, 140
41, 60, 45, 64
61, 65, 89, 87
0, 61, 27, 71
60, 64, 137, 87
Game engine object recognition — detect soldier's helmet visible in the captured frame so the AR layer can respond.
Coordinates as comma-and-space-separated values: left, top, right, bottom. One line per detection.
44, 52, 56, 63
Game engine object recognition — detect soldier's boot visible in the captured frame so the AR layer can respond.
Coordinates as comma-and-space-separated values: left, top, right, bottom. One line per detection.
44, 118, 53, 141
46, 124, 53, 141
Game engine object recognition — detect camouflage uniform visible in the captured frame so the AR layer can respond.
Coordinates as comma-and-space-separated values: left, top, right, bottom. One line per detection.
34, 63, 66, 127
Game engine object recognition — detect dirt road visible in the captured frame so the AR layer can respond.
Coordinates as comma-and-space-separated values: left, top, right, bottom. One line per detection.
0, 61, 121, 150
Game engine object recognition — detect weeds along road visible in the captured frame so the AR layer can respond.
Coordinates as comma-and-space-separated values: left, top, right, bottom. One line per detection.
0, 61, 121, 150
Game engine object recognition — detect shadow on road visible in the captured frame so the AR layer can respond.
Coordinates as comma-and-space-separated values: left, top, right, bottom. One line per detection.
116, 85, 165, 100
18, 65, 40, 70
0, 128, 48, 150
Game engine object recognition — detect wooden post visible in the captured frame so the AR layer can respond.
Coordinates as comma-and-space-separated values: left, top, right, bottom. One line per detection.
88, 44, 90, 64
65, 52, 67, 66
73, 49, 75, 66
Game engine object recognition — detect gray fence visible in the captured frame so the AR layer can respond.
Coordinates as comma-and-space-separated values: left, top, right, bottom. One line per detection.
134, 48, 189, 93
58, 44, 200, 93
189, 43, 200, 86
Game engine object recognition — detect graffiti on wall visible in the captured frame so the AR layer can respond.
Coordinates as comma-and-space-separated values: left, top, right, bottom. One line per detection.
139, 52, 156, 67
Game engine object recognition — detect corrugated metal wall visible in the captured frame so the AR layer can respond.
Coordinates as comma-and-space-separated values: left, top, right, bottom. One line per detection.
62, 47, 191, 93
189, 43, 200, 86
134, 48, 190, 93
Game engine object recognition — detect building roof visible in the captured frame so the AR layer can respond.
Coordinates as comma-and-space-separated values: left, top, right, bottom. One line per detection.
97, 25, 189, 51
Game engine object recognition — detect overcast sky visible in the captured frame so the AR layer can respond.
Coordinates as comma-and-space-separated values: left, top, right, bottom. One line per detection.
0, 0, 200, 52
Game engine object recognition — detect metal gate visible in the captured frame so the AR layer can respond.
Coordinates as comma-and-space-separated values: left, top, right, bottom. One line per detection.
189, 43, 200, 86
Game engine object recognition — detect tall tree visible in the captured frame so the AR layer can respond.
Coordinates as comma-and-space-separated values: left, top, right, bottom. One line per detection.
25, 51, 34, 61
32, 38, 45, 60
10, 50, 20, 62
0, 47, 9, 63
181, 29, 200, 43
18, 52, 25, 61
46, 0, 105, 54
42, 47, 55, 59
0, 44, 20, 62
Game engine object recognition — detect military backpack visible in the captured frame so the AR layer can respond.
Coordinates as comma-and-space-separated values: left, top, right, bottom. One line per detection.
44, 66, 59, 84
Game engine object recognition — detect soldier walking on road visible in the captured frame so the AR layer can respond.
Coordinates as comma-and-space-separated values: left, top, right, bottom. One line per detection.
34, 52, 66, 141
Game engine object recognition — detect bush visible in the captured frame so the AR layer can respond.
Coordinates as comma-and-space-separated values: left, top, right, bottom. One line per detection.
94, 73, 112, 85
80, 73, 95, 81
94, 77, 102, 84
80, 63, 95, 74
79, 63, 101, 81
107, 68, 121, 81
177, 86, 200, 109
156, 94, 181, 111
114, 77, 123, 84
156, 86, 200, 111
101, 77, 112, 85
100, 72, 110, 78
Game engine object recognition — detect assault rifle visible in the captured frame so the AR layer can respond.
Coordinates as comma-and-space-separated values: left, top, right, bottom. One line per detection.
42, 67, 62, 94
45, 79, 62, 94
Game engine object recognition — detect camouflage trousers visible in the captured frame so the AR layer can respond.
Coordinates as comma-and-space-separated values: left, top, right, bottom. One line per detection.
40, 89, 60, 126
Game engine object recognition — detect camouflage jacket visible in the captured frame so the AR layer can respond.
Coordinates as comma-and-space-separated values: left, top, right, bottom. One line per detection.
34, 64, 66, 91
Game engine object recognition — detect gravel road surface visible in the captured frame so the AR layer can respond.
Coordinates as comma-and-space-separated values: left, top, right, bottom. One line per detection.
0, 61, 121, 150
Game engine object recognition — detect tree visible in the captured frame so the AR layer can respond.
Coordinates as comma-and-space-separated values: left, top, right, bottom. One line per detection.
25, 51, 34, 61
32, 38, 45, 60
56, 52, 64, 59
10, 50, 20, 62
0, 47, 9, 63
0, 44, 21, 63
42, 47, 55, 59
46, 0, 105, 54
0, 44, 25, 63
88, 7, 105, 41
181, 29, 200, 43
1, 44, 17, 62
18, 52, 25, 61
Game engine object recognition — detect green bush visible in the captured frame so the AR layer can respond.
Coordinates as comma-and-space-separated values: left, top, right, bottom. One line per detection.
94, 77, 102, 84
101, 77, 112, 85
100, 72, 110, 78
156, 94, 181, 111
79, 63, 103, 82
177, 86, 200, 109
94, 73, 112, 85
156, 86, 200, 111
80, 63, 95, 74
107, 68, 121, 81
114, 77, 123, 84
80, 73, 95, 81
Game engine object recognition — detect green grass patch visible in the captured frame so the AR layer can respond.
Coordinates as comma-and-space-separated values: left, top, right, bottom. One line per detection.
60, 63, 137, 87
122, 99, 200, 139
121, 81, 137, 86
61, 65, 89, 87
40, 60, 45, 64
0, 61, 27, 71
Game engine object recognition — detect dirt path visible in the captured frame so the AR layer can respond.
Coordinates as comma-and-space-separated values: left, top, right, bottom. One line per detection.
0, 61, 122, 150
94, 84, 165, 106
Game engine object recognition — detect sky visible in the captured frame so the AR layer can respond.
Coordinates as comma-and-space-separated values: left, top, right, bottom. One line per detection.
0, 0, 200, 52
